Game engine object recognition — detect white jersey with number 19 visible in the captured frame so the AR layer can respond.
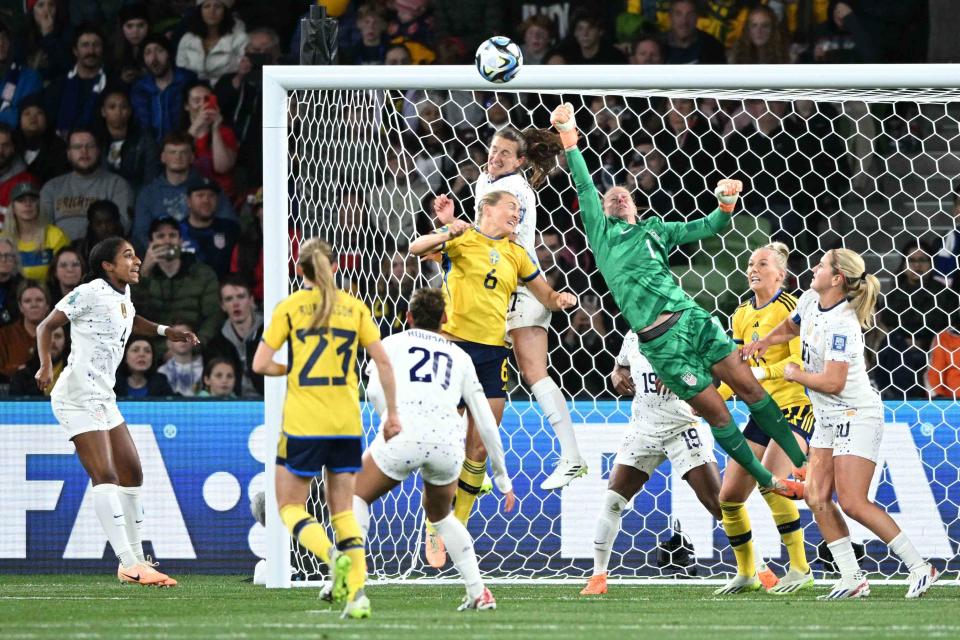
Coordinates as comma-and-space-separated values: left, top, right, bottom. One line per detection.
614, 332, 715, 478
617, 332, 698, 433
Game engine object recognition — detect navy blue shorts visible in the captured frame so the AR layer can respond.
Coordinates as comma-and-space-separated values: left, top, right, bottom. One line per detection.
456, 340, 509, 399
276, 433, 363, 476
743, 403, 815, 448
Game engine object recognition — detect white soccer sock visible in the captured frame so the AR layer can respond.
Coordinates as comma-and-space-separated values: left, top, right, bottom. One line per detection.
827, 536, 861, 581
353, 495, 370, 540
92, 483, 138, 568
593, 490, 627, 575
889, 532, 925, 572
432, 512, 484, 600
530, 377, 581, 461
118, 486, 146, 563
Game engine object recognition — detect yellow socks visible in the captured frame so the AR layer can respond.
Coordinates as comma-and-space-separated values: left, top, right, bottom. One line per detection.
762, 489, 809, 574
331, 510, 366, 598
280, 504, 332, 565
453, 458, 486, 526
720, 500, 755, 577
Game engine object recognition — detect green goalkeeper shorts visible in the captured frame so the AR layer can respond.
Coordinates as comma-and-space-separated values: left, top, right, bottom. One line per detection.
636, 306, 737, 401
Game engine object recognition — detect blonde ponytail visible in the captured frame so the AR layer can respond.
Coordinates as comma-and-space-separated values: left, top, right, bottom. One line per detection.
831, 248, 879, 329
298, 237, 337, 329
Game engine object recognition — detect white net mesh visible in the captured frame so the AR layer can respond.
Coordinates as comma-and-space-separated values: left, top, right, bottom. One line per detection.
281, 83, 960, 582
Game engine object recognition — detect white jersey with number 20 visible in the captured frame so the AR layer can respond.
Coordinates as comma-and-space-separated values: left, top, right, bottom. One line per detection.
365, 329, 511, 492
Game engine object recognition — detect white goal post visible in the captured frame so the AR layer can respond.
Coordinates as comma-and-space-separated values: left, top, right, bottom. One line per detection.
261, 64, 960, 589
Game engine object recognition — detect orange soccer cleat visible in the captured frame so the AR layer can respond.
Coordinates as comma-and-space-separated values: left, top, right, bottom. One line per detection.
580, 573, 608, 595
117, 560, 178, 587
771, 476, 805, 500
757, 562, 780, 590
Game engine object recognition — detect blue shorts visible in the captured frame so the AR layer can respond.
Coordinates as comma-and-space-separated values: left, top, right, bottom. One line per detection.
455, 340, 509, 399
276, 433, 363, 476
743, 403, 815, 448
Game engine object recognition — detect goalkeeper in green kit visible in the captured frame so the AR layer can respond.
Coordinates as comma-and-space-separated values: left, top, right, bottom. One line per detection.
551, 102, 805, 498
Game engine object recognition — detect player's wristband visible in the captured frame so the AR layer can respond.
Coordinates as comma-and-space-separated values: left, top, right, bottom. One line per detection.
558, 128, 578, 150
156, 324, 169, 337
751, 366, 766, 381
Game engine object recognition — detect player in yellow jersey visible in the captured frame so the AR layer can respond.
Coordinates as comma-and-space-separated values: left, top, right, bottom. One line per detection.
714, 242, 815, 595
410, 190, 576, 542
252, 238, 401, 620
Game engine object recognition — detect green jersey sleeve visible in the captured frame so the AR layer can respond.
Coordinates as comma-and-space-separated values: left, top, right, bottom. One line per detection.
565, 147, 607, 243
661, 208, 732, 250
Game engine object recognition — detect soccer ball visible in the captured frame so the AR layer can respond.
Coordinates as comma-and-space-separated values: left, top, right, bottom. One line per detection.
475, 36, 523, 84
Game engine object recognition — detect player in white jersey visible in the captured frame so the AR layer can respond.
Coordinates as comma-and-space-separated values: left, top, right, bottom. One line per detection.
580, 332, 721, 595
744, 249, 939, 600
352, 289, 515, 611
436, 125, 586, 490
34, 237, 198, 587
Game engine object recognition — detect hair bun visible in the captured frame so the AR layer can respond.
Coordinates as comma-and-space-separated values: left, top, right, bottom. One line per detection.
767, 241, 790, 260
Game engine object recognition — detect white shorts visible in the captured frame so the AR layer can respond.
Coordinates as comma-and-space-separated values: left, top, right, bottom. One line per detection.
51, 396, 125, 440
368, 435, 464, 486
506, 287, 551, 340
810, 406, 884, 462
614, 422, 716, 478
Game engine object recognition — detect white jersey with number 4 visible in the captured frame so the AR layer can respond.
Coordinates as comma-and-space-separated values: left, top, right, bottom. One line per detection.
475, 171, 538, 256
792, 290, 881, 417
365, 328, 512, 492
52, 278, 135, 403
617, 332, 698, 433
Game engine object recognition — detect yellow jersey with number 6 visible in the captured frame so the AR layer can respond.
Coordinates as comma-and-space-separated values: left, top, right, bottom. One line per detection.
440, 228, 540, 347
262, 288, 381, 437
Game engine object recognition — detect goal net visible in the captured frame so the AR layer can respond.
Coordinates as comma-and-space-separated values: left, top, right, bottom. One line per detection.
262, 65, 960, 586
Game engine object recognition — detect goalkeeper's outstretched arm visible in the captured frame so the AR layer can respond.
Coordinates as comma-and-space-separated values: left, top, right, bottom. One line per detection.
550, 103, 608, 240
663, 179, 744, 247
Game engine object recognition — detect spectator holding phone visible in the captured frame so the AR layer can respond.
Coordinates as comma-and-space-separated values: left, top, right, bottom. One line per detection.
180, 80, 238, 198
132, 216, 223, 349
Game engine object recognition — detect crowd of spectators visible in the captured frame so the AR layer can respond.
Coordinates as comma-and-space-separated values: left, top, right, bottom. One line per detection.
0, 0, 273, 399
0, 0, 955, 403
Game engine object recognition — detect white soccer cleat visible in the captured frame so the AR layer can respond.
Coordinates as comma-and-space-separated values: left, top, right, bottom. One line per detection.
817, 571, 870, 600
768, 568, 814, 595
713, 574, 761, 595
458, 586, 496, 611
540, 458, 588, 490
905, 564, 939, 599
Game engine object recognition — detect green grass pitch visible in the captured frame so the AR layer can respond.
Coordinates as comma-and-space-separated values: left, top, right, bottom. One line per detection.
1, 575, 957, 640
